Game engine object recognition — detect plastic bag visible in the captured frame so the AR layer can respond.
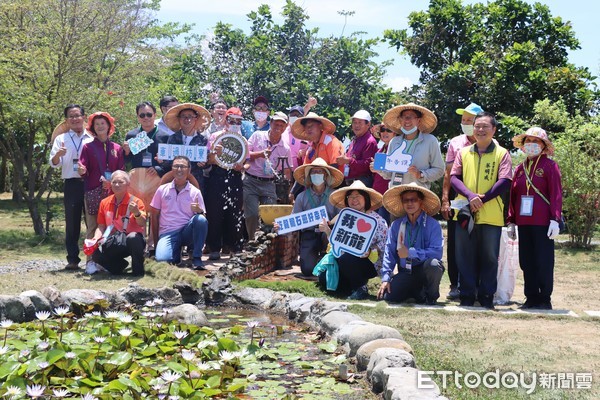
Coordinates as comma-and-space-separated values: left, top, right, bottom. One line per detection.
495, 227, 519, 305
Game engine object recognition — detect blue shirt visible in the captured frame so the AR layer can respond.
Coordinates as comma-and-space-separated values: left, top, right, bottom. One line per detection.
241, 120, 270, 140
380, 211, 443, 283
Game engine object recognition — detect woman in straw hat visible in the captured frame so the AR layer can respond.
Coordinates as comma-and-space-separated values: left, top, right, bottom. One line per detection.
373, 103, 444, 190
317, 181, 388, 300
377, 182, 444, 305
274, 158, 344, 276
164, 103, 211, 192
370, 122, 399, 224
78, 111, 124, 272
507, 127, 562, 310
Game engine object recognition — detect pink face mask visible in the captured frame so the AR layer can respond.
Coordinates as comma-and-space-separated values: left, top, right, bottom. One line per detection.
522, 142, 542, 157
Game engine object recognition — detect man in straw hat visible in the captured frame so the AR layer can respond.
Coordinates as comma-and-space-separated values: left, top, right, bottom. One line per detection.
441, 102, 484, 300
277, 157, 344, 276
243, 111, 293, 239
377, 182, 444, 305
374, 103, 444, 189
291, 112, 343, 168
49, 104, 93, 270
450, 111, 513, 309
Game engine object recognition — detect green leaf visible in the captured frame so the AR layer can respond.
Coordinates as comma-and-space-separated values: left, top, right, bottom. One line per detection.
109, 351, 133, 365
0, 361, 20, 379
46, 348, 66, 364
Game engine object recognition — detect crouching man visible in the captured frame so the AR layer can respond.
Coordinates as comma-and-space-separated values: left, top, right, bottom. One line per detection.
378, 183, 444, 305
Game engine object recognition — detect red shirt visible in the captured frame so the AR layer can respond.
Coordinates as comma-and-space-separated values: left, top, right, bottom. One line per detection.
97, 193, 145, 234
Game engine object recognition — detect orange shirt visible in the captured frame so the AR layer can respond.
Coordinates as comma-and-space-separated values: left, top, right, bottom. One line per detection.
304, 133, 343, 171
97, 193, 145, 234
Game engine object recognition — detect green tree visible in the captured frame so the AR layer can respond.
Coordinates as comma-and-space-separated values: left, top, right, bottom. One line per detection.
167, 0, 395, 137
0, 0, 188, 235
384, 0, 598, 147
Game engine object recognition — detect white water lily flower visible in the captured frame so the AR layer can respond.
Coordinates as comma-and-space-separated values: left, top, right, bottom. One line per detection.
152, 383, 164, 391
144, 300, 155, 307
0, 345, 10, 355
153, 297, 164, 305
81, 394, 98, 400
196, 362, 211, 371
93, 336, 106, 343
197, 340, 217, 349
20, 349, 30, 358
234, 348, 250, 359
65, 351, 76, 359
118, 328, 132, 337
181, 349, 195, 361
119, 314, 134, 323
38, 361, 50, 369
105, 311, 121, 319
0, 319, 13, 328
35, 310, 51, 321
53, 388, 70, 397
161, 370, 181, 383
37, 341, 50, 351
173, 330, 188, 340
5, 385, 22, 397
54, 306, 69, 316
246, 320, 260, 329
26, 384, 46, 398
219, 350, 236, 362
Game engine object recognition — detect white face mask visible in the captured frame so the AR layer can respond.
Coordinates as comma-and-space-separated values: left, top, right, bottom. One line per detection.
523, 142, 542, 157
461, 124, 474, 136
401, 126, 418, 135
310, 173, 325, 186
228, 124, 241, 134
289, 116, 299, 126
254, 111, 269, 122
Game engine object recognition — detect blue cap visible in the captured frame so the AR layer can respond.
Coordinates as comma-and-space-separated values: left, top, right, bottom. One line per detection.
456, 103, 484, 116
288, 105, 305, 116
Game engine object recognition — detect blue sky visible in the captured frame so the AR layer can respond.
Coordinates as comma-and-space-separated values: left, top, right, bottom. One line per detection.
159, 0, 599, 91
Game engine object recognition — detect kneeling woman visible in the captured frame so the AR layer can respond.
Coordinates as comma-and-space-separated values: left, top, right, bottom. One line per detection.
318, 181, 388, 299
90, 170, 146, 276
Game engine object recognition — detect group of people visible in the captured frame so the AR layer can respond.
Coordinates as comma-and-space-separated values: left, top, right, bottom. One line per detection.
49, 95, 563, 310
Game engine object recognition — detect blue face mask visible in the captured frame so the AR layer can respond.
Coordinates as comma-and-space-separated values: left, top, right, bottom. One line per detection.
401, 126, 418, 135
310, 173, 325, 186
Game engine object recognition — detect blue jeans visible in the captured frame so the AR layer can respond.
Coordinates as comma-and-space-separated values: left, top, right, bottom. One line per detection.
155, 214, 208, 266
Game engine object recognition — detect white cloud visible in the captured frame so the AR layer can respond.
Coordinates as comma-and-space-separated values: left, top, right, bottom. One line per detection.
383, 76, 413, 91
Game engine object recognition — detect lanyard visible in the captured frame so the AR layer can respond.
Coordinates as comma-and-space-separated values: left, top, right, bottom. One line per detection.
405, 221, 421, 248
104, 141, 110, 169
524, 155, 541, 195
69, 133, 83, 155
307, 188, 330, 209
402, 133, 419, 154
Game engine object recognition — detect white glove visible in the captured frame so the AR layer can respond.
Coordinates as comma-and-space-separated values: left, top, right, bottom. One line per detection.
547, 220, 560, 240
507, 223, 517, 240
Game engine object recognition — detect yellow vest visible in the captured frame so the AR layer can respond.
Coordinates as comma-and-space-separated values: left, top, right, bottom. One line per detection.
456, 142, 507, 226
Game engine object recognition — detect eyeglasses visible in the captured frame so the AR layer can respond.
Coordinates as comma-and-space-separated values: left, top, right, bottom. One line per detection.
227, 119, 242, 126
400, 115, 419, 121
67, 115, 83, 119
380, 128, 393, 133
179, 115, 197, 120
172, 165, 190, 170
138, 112, 154, 119
401, 197, 420, 204
254, 107, 269, 112
473, 124, 493, 130
347, 195, 364, 201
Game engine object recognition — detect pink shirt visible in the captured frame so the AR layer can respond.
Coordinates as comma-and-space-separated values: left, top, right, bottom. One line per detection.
282, 126, 309, 169
446, 134, 474, 164
246, 130, 292, 178
150, 181, 205, 236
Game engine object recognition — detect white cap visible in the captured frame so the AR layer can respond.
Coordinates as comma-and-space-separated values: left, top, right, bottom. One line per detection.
351, 109, 371, 122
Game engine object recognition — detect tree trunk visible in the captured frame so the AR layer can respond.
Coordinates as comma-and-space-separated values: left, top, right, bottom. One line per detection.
12, 174, 22, 202
0, 155, 6, 192
27, 198, 46, 236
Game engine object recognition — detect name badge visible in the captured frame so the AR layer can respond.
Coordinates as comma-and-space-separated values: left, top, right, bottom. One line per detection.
142, 152, 152, 167
391, 173, 403, 187
104, 171, 113, 181
520, 195, 534, 216
72, 159, 79, 173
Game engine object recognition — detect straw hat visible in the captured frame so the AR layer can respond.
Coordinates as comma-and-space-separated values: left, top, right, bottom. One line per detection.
51, 120, 71, 144
371, 123, 398, 139
512, 126, 554, 156
291, 112, 336, 141
329, 180, 383, 212
383, 103, 438, 134
86, 111, 116, 137
293, 157, 344, 188
164, 103, 211, 133
382, 182, 441, 217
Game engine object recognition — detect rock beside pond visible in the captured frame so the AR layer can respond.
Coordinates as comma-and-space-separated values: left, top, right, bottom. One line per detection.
287, 296, 317, 323
233, 287, 275, 308
356, 338, 414, 372
202, 272, 233, 305
163, 304, 208, 326
173, 281, 202, 305
62, 289, 111, 307
382, 367, 445, 400
346, 324, 403, 357
41, 286, 65, 308
319, 310, 364, 334
118, 283, 182, 306
367, 348, 416, 392
335, 320, 375, 344
19, 290, 52, 313
0, 294, 35, 322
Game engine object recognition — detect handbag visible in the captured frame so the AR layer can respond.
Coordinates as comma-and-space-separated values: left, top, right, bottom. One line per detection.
523, 167, 567, 232
100, 213, 130, 259
85, 185, 106, 215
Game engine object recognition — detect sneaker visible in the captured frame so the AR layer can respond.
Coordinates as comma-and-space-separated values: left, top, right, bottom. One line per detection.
519, 299, 537, 309
85, 261, 101, 275
208, 252, 221, 261
65, 262, 80, 270
447, 286, 460, 300
192, 258, 205, 271
347, 285, 368, 300
537, 301, 552, 310
459, 298, 475, 307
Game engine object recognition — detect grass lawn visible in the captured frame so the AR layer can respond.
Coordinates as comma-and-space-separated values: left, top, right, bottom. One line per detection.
1, 193, 599, 399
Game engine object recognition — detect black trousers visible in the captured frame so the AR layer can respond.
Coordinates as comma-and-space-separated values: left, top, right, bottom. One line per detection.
205, 169, 244, 253
384, 258, 445, 303
63, 178, 85, 264
93, 232, 145, 275
447, 219, 458, 287
518, 225, 554, 304
299, 230, 328, 276
320, 253, 377, 295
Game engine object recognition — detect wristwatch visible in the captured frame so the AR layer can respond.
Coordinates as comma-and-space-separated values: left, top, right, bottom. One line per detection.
419, 171, 425, 179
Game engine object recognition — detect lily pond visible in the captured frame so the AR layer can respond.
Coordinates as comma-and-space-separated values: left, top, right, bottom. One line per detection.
0, 300, 373, 399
